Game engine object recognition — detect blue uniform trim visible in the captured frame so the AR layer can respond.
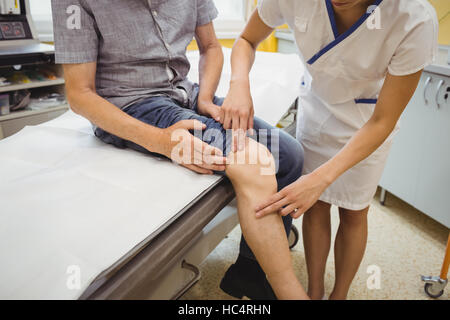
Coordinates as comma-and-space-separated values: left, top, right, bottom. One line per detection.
307, 0, 383, 65
326, 0, 339, 39
355, 99, 378, 104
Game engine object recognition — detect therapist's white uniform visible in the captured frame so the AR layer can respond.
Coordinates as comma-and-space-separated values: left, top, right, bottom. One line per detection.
258, 0, 438, 210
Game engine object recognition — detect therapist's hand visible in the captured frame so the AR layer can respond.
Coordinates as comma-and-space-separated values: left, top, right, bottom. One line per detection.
160, 120, 227, 175
197, 99, 222, 123
255, 171, 330, 219
221, 79, 255, 151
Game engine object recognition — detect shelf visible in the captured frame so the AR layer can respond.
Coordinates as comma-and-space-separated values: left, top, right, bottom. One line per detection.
0, 104, 69, 122
0, 78, 65, 93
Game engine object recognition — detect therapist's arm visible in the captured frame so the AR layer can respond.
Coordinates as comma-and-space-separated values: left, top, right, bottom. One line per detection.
222, 10, 274, 149
255, 70, 423, 218
63, 62, 226, 174
195, 22, 224, 122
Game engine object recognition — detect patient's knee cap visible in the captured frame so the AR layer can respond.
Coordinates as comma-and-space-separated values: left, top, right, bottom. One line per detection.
226, 139, 277, 186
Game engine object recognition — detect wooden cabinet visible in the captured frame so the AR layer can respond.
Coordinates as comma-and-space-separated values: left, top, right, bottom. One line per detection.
380, 70, 450, 228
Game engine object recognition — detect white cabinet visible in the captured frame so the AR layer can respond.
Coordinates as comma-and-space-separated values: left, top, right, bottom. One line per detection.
0, 64, 68, 140
380, 70, 450, 228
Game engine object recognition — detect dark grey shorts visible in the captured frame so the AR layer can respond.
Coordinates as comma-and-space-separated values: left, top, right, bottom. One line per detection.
95, 88, 303, 185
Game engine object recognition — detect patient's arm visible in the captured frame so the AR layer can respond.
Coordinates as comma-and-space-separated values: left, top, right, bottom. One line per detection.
63, 63, 226, 174
64, 63, 164, 153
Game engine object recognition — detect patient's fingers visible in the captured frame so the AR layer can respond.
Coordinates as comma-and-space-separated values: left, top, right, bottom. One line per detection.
188, 137, 226, 171
190, 136, 222, 157
195, 140, 226, 162
176, 119, 206, 131
201, 141, 224, 158
193, 152, 226, 171
197, 162, 226, 172
182, 164, 213, 175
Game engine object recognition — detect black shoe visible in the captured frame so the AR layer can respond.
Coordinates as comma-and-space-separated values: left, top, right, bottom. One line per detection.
219, 255, 277, 300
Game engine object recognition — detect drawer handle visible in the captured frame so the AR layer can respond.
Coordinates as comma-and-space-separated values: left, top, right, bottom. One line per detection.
436, 80, 444, 109
424, 76, 431, 105
172, 260, 201, 300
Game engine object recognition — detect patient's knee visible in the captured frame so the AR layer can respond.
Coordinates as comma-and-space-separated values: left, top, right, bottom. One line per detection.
226, 138, 277, 189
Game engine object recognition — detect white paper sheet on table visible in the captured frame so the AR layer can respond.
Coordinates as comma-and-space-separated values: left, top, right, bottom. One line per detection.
0, 49, 303, 299
187, 48, 304, 127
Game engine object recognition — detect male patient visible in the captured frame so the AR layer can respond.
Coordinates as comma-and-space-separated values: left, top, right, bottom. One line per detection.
52, 0, 306, 300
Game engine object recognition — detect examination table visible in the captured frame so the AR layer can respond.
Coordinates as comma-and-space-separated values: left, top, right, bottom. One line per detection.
0, 49, 304, 300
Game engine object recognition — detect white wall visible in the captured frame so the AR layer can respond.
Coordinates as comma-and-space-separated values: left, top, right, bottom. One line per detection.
29, 0, 53, 42
28, 0, 249, 42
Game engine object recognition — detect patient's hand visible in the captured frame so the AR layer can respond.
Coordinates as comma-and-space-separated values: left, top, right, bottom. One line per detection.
222, 79, 255, 151
160, 120, 227, 175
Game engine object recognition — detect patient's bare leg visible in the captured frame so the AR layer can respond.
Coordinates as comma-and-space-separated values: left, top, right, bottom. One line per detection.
225, 138, 309, 300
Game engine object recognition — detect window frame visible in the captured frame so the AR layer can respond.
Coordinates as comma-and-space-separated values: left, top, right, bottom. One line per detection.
30, 0, 253, 42
213, 0, 252, 39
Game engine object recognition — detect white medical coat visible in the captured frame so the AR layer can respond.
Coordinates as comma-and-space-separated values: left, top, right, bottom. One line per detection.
258, 0, 438, 209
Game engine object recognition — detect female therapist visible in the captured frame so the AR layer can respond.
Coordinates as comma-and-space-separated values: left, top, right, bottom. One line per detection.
221, 0, 438, 299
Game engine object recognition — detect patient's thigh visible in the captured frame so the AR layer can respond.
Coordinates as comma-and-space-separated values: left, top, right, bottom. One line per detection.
123, 96, 230, 155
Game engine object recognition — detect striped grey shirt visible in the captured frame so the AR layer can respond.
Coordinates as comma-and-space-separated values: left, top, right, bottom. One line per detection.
51, 0, 218, 109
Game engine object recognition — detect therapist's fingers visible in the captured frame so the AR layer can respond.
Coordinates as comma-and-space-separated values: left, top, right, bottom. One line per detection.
238, 112, 249, 151
222, 110, 232, 130
248, 112, 254, 136
255, 191, 284, 211
255, 192, 284, 214
255, 196, 289, 218
290, 206, 307, 219
279, 204, 302, 217
231, 112, 241, 152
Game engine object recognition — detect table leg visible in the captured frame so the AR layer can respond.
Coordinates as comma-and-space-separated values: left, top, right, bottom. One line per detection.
380, 188, 387, 206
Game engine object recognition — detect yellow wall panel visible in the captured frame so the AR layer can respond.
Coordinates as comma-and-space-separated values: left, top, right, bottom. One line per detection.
430, 0, 450, 45
187, 36, 277, 52
187, 39, 236, 51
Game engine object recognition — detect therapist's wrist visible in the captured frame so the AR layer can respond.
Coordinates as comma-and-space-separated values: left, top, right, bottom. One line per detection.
197, 95, 215, 108
230, 77, 250, 89
312, 164, 336, 188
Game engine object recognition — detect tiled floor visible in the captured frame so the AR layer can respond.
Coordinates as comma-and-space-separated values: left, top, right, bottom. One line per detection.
182, 188, 449, 300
